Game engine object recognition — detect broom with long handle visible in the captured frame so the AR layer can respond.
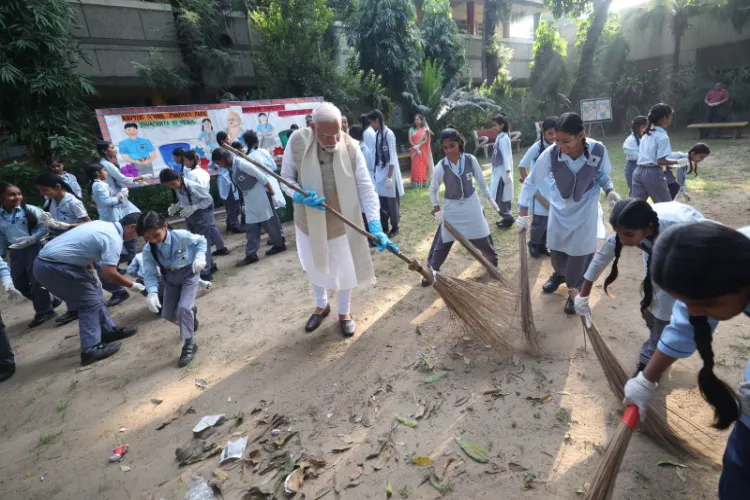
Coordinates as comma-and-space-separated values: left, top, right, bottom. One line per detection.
442, 220, 513, 288
224, 145, 518, 352
583, 405, 640, 500
518, 228, 544, 355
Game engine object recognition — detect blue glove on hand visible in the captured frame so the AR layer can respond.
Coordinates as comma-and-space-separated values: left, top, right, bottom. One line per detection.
368, 221, 399, 253
293, 190, 326, 211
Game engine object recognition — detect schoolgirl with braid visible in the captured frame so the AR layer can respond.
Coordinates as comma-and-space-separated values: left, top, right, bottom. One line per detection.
517, 116, 557, 258
518, 112, 622, 315
632, 103, 677, 202
622, 221, 750, 498
574, 199, 705, 374
622, 115, 647, 196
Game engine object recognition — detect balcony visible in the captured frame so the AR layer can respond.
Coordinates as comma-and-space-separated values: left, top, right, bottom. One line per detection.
462, 34, 534, 82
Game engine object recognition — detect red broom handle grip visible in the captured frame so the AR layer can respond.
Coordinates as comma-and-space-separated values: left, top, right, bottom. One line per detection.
621, 405, 640, 430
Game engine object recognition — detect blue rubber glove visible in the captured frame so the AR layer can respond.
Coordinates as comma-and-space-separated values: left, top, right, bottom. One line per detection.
368, 220, 399, 253
293, 189, 326, 211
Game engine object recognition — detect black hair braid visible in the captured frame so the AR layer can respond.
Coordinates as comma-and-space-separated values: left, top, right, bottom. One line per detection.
582, 137, 590, 159
689, 315, 741, 429
149, 242, 167, 275
536, 134, 545, 161
639, 214, 660, 314
603, 235, 622, 297
182, 175, 193, 205
21, 203, 38, 235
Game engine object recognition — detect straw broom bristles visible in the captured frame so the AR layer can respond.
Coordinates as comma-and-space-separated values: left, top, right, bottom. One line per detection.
583, 406, 640, 500
442, 221, 513, 289
518, 229, 544, 355
579, 317, 714, 461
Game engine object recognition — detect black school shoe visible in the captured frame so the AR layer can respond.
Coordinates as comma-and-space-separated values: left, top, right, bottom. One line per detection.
266, 244, 287, 256
388, 229, 399, 238
102, 327, 138, 344
52, 297, 62, 309
178, 342, 198, 368
55, 310, 78, 326
212, 247, 231, 257
528, 243, 542, 259
563, 297, 575, 315
238, 254, 259, 266
542, 274, 565, 294
227, 227, 244, 234
81, 342, 121, 366
305, 304, 331, 332
0, 363, 16, 383
496, 220, 514, 230
538, 244, 551, 256
28, 311, 56, 329
106, 290, 130, 308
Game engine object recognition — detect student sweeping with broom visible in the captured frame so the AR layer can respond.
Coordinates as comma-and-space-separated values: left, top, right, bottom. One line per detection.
421, 128, 500, 287
621, 221, 750, 498
517, 113, 622, 314
573, 199, 705, 375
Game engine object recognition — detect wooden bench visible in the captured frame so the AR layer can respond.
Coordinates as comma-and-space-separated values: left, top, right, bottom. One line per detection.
687, 121, 749, 139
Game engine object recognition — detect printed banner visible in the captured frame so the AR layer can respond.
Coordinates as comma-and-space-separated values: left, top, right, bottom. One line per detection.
96, 97, 323, 186
580, 97, 612, 123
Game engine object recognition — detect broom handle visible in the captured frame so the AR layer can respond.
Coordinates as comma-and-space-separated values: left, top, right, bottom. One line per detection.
442, 220, 507, 284
223, 145, 434, 283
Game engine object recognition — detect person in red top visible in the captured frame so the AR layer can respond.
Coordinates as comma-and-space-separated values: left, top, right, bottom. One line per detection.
704, 81, 729, 137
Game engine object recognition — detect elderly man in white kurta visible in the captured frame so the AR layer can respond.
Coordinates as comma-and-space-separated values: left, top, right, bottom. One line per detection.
281, 103, 397, 337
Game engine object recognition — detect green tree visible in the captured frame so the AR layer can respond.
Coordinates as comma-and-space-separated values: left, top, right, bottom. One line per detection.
420, 0, 466, 82
529, 21, 568, 105
575, 13, 628, 96
0, 0, 96, 165
482, 0, 511, 84
349, 0, 423, 95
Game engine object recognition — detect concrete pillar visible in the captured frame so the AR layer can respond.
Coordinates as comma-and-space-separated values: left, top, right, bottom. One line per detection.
533, 12, 541, 37
502, 19, 511, 38
467, 1, 475, 35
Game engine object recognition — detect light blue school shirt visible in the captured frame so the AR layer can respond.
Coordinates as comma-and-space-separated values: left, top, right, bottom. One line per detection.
141, 229, 207, 293
100, 158, 136, 192
217, 168, 240, 201
39, 220, 123, 267
49, 193, 88, 224
0, 256, 10, 285
518, 138, 614, 256
583, 202, 705, 320
518, 140, 551, 216
118, 137, 155, 161
622, 134, 640, 162
0, 205, 49, 257
233, 156, 274, 224
360, 142, 374, 180
637, 126, 671, 166
174, 177, 213, 210
91, 180, 139, 222
59, 172, 83, 198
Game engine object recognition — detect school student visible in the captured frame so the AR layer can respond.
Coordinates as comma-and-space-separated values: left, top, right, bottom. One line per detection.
622, 221, 750, 498
33, 215, 143, 365
0, 255, 25, 382
367, 109, 403, 237
216, 150, 243, 234
161, 168, 218, 280
243, 133, 287, 245
348, 125, 375, 227
128, 251, 212, 300
137, 211, 206, 367
517, 113, 622, 314
48, 158, 83, 198
490, 113, 515, 229
182, 150, 230, 257
664, 143, 710, 201
36, 172, 92, 326
623, 116, 648, 196
517, 116, 557, 258
632, 103, 677, 203
0, 182, 59, 327
422, 129, 500, 287
211, 149, 286, 266
574, 199, 705, 373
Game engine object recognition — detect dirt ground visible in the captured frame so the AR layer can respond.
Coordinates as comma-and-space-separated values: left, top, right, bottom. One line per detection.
0, 135, 748, 500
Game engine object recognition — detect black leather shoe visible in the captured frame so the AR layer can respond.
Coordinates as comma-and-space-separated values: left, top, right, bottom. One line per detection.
340, 319, 356, 338
538, 244, 551, 256
210, 263, 219, 273
305, 305, 331, 333
178, 342, 198, 368
55, 310, 78, 326
528, 243, 542, 259
542, 274, 565, 294
496, 220, 514, 230
106, 290, 130, 308
0, 363, 16, 383
228, 227, 244, 234
388, 229, 399, 238
28, 311, 56, 328
52, 297, 62, 309
238, 254, 259, 266
81, 342, 121, 366
265, 244, 287, 256
102, 327, 138, 344
564, 297, 575, 315
212, 248, 230, 257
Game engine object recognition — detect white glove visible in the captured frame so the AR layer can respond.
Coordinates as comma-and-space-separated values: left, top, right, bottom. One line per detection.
623, 372, 657, 421
117, 188, 129, 201
130, 282, 146, 293
739, 382, 750, 418
140, 173, 154, 180
9, 236, 35, 249
192, 254, 207, 275
199, 280, 212, 290
167, 204, 180, 216
49, 220, 71, 231
503, 171, 512, 184
180, 205, 197, 218
574, 294, 592, 327
386, 177, 393, 190
3, 281, 24, 302
433, 210, 445, 225
146, 292, 161, 313
272, 196, 281, 209
40, 212, 53, 226
515, 215, 529, 233
489, 198, 500, 213
676, 157, 690, 168
606, 190, 622, 208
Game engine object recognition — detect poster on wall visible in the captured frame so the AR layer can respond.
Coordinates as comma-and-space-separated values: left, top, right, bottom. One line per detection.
580, 97, 612, 123
95, 97, 323, 186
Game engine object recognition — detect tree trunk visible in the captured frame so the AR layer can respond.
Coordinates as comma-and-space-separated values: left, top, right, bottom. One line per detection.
482, 0, 498, 83
170, 0, 209, 103
568, 0, 613, 108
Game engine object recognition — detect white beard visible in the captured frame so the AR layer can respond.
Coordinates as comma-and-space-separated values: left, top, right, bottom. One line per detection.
317, 137, 338, 153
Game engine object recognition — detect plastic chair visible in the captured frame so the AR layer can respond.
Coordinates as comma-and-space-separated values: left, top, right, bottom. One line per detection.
278, 129, 292, 148
509, 131, 522, 153
473, 131, 490, 157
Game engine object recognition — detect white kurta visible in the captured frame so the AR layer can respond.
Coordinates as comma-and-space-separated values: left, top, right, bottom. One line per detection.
184, 167, 210, 188
373, 127, 405, 198
281, 140, 380, 291
490, 132, 514, 203
430, 154, 492, 242
248, 148, 286, 208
